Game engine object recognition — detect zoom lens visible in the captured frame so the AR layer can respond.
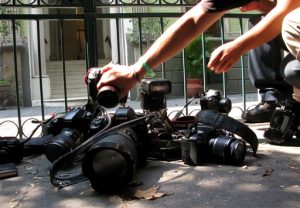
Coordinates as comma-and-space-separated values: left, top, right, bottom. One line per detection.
82, 131, 138, 192
209, 136, 246, 165
45, 128, 83, 162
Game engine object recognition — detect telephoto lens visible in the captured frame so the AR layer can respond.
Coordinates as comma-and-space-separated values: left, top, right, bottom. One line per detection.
208, 136, 246, 165
82, 129, 138, 193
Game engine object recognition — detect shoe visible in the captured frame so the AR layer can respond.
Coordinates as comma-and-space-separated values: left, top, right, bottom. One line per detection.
242, 101, 277, 123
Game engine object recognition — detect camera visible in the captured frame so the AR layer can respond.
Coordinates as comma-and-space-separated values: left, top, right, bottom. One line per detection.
0, 135, 54, 164
50, 77, 257, 193
200, 89, 232, 113
80, 78, 173, 192
44, 106, 108, 162
181, 122, 247, 166
264, 100, 300, 145
86, 67, 122, 108
82, 106, 150, 192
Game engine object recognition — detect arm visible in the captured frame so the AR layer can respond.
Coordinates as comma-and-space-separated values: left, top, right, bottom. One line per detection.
208, 0, 300, 73
98, 4, 225, 98
240, 0, 276, 14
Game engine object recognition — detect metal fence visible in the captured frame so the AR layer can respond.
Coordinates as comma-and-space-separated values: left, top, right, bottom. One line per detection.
0, 0, 257, 138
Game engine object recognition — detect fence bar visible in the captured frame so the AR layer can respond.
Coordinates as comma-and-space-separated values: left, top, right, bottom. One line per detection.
12, 19, 22, 137
36, 20, 45, 121
160, 17, 166, 78
239, 17, 246, 110
219, 18, 227, 97
60, 19, 68, 112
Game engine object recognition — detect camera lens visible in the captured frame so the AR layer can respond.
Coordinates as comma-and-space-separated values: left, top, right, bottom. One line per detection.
45, 128, 83, 162
91, 149, 128, 179
218, 98, 232, 113
97, 86, 120, 108
209, 136, 246, 165
82, 131, 137, 192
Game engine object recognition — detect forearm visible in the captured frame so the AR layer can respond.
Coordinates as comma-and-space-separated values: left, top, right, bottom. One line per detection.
255, 0, 276, 13
139, 4, 225, 70
234, 0, 300, 54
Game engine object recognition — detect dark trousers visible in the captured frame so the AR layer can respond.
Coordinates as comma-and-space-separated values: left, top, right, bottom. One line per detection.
248, 16, 293, 102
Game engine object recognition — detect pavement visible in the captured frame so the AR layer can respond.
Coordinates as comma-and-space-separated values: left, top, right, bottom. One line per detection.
1, 94, 300, 208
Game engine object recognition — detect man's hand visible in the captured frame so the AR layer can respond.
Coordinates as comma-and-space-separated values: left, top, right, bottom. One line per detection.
207, 41, 242, 74
97, 63, 139, 99
240, 0, 276, 13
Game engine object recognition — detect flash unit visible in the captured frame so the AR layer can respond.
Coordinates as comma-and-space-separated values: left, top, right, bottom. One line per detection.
140, 78, 171, 94
140, 78, 172, 112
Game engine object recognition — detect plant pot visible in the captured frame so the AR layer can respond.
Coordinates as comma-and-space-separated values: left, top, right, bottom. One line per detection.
187, 79, 204, 98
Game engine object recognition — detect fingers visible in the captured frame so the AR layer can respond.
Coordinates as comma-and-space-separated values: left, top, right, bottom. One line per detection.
207, 50, 222, 69
101, 64, 113, 73
208, 53, 234, 73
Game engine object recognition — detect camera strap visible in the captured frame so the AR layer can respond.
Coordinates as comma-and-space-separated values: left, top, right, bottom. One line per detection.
195, 110, 258, 154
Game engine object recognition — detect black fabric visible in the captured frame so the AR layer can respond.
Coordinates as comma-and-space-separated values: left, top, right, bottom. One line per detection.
200, 0, 253, 12
247, 16, 293, 102
196, 110, 258, 154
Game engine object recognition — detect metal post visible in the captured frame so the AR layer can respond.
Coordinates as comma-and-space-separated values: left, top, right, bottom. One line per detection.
84, 0, 98, 69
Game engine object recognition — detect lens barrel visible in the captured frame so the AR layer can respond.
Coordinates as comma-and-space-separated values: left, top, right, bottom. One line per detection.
45, 128, 83, 162
97, 86, 120, 108
209, 136, 246, 165
82, 131, 138, 192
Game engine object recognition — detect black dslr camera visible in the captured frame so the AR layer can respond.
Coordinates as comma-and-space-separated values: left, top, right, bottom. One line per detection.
200, 89, 232, 113
86, 67, 123, 108
82, 106, 150, 192
264, 100, 300, 145
44, 106, 108, 162
181, 122, 247, 166
0, 135, 54, 164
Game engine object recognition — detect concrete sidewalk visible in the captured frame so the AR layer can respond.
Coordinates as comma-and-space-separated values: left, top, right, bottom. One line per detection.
1, 94, 300, 208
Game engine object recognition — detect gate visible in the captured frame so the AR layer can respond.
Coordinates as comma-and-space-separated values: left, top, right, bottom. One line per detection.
0, 0, 256, 137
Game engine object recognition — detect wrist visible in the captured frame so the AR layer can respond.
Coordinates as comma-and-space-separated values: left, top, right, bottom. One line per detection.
138, 57, 156, 78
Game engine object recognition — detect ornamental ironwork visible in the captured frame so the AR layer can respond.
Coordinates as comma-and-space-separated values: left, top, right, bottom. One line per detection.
0, 0, 199, 7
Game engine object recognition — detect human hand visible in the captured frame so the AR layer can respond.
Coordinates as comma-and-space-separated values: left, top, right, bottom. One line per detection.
240, 0, 276, 13
97, 63, 140, 100
240, 1, 261, 12
207, 41, 242, 74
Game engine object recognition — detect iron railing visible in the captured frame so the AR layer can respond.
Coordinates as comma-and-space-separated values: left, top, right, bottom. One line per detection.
0, 0, 257, 138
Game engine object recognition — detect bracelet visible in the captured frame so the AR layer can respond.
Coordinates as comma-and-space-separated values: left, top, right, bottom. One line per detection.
140, 58, 156, 78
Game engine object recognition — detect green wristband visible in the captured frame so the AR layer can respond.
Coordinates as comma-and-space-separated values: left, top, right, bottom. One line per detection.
141, 59, 156, 78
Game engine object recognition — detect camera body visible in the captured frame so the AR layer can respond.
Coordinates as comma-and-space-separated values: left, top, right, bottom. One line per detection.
44, 107, 107, 162
200, 89, 232, 113
86, 67, 121, 108
264, 103, 300, 144
181, 122, 247, 166
0, 138, 24, 164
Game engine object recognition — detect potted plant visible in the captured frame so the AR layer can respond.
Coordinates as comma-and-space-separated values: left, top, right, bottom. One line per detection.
185, 35, 204, 97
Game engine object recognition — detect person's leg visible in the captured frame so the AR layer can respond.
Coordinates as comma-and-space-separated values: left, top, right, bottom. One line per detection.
242, 16, 293, 123
282, 8, 300, 103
